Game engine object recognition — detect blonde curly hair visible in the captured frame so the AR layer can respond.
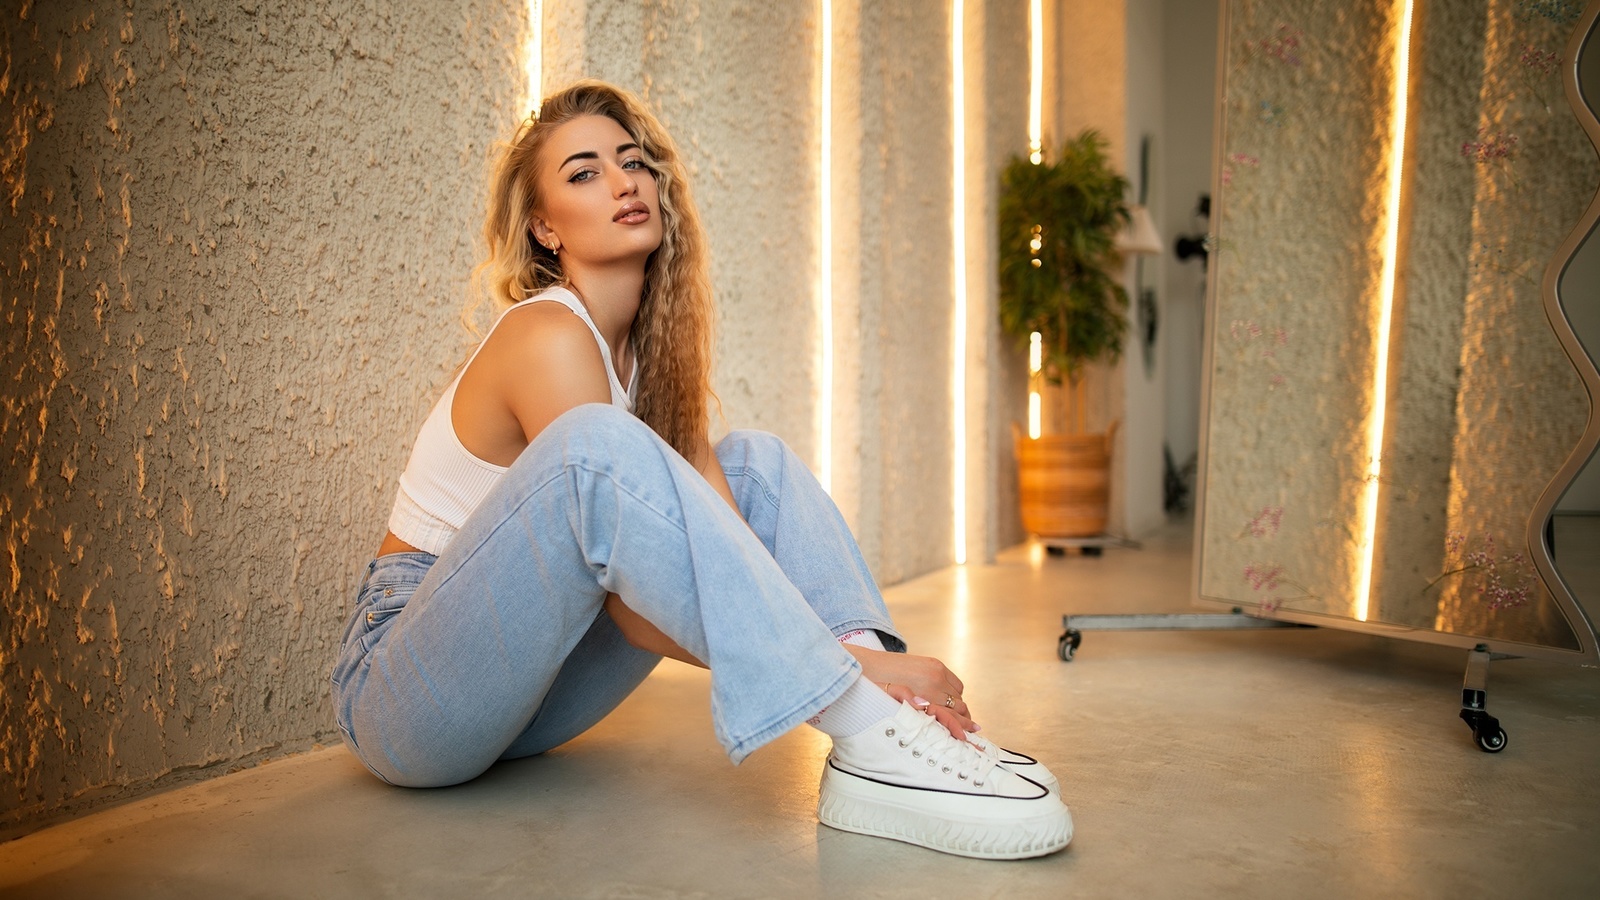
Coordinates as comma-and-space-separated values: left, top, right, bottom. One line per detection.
469, 80, 714, 461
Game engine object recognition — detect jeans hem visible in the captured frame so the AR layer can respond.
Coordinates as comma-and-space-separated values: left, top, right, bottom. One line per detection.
721, 659, 861, 765
832, 618, 906, 653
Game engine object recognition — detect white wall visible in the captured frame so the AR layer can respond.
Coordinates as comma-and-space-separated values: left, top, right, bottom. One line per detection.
1121, 0, 1169, 537
1160, 0, 1219, 486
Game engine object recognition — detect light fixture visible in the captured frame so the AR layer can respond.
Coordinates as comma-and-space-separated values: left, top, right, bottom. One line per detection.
1026, 0, 1044, 441
1029, 0, 1043, 165
951, 0, 968, 565
818, 0, 835, 493
1028, 332, 1042, 439
1116, 204, 1163, 256
1354, 0, 1415, 624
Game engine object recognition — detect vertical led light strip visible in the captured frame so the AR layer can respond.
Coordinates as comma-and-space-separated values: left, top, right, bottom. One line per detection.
525, 0, 543, 114
951, 0, 968, 565
1026, 0, 1044, 439
818, 0, 835, 493
1029, 0, 1043, 165
1354, 0, 1415, 623
1028, 332, 1043, 438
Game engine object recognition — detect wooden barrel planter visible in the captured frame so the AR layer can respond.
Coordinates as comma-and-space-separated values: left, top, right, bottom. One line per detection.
1015, 423, 1115, 538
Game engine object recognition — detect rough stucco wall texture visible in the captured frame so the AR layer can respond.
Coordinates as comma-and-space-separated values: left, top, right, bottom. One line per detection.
1, 0, 524, 831
1435, 0, 1591, 646
852, 1, 956, 583
1201, 0, 1397, 618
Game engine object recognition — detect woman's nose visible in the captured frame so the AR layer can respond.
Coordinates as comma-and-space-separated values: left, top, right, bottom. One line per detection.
612, 166, 638, 197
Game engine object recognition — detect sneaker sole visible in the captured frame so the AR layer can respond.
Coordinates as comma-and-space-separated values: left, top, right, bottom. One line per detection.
817, 763, 1072, 860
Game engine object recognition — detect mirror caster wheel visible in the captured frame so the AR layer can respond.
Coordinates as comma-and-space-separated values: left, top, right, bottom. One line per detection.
1461, 709, 1507, 753
1058, 628, 1082, 661
1046, 545, 1067, 557
1082, 545, 1103, 557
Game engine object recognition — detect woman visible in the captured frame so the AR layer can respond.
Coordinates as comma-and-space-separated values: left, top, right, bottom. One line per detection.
331, 80, 1070, 860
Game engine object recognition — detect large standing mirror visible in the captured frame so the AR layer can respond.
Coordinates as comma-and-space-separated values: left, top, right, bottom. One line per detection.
1196, 0, 1600, 662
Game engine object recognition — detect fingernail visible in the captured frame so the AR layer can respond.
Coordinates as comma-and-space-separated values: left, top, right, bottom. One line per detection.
912, 696, 930, 708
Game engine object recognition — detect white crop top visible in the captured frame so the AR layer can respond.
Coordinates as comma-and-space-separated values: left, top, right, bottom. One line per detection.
386, 287, 637, 554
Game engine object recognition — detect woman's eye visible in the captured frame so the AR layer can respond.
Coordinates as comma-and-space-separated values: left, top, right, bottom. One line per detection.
623, 158, 651, 173
569, 169, 597, 183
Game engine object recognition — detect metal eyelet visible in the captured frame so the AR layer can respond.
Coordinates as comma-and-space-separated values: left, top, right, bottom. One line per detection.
942, 766, 952, 774
927, 759, 937, 767
958, 772, 968, 780
384, 588, 394, 596
366, 611, 376, 623
897, 739, 908, 748
974, 780, 984, 787
911, 750, 922, 758
885, 727, 895, 737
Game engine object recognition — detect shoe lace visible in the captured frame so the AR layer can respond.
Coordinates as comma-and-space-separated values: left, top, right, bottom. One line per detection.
891, 711, 1001, 786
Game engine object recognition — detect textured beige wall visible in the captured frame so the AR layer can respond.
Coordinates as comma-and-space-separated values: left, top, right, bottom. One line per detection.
0, 0, 527, 834
2, 0, 1031, 832
1434, 0, 1591, 646
1201, 0, 1403, 617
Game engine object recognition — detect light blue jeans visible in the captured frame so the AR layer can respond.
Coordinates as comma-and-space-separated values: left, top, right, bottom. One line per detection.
331, 404, 905, 787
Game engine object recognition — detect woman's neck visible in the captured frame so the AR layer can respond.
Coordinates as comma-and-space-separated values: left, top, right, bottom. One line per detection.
565, 264, 644, 381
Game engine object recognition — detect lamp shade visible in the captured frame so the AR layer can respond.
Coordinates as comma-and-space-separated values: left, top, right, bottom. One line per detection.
1115, 204, 1163, 256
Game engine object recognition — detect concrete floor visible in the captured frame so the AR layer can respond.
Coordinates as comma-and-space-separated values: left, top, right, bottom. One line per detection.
4, 518, 1600, 898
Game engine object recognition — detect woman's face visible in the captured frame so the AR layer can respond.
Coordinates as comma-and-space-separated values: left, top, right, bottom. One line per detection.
532, 114, 664, 271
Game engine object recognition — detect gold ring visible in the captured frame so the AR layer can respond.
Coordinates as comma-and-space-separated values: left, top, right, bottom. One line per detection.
944, 696, 956, 708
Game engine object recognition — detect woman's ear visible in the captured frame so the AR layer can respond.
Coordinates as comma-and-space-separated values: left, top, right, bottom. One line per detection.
530, 216, 560, 254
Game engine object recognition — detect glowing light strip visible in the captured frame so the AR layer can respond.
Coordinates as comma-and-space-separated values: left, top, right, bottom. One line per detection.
1354, 0, 1414, 623
1029, 0, 1043, 164
1028, 332, 1042, 439
819, 0, 834, 493
1027, 3, 1043, 435
525, 0, 543, 114
952, 0, 968, 565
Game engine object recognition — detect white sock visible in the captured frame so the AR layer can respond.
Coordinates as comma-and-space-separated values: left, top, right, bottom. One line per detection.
807, 675, 902, 737
836, 629, 886, 651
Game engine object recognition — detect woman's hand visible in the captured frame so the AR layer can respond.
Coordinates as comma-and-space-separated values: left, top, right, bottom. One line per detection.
843, 645, 977, 740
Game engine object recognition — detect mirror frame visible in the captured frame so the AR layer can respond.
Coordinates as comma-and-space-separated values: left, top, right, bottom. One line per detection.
1191, 0, 1600, 664
1529, 0, 1600, 664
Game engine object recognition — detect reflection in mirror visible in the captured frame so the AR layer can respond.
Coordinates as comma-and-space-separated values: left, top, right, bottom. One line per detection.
1550, 16, 1600, 631
1198, 0, 1598, 658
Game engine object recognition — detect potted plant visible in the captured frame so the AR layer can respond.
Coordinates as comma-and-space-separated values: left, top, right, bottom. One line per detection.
998, 129, 1131, 538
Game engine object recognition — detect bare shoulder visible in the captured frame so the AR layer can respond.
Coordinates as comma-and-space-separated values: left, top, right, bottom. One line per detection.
458, 301, 612, 446
473, 301, 608, 389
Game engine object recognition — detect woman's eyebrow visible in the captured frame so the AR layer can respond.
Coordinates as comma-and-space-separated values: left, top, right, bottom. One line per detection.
558, 144, 641, 171
558, 150, 599, 170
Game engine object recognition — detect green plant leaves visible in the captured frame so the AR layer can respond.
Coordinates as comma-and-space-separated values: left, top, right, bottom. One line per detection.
997, 130, 1131, 385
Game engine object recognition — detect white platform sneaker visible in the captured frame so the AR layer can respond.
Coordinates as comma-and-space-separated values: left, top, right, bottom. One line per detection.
818, 702, 1072, 859
966, 733, 1060, 795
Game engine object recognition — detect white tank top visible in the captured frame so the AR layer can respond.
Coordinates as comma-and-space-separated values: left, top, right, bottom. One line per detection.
386, 287, 637, 554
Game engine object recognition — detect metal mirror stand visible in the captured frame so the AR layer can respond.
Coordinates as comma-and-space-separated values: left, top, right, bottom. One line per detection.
1057, 3, 1600, 757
